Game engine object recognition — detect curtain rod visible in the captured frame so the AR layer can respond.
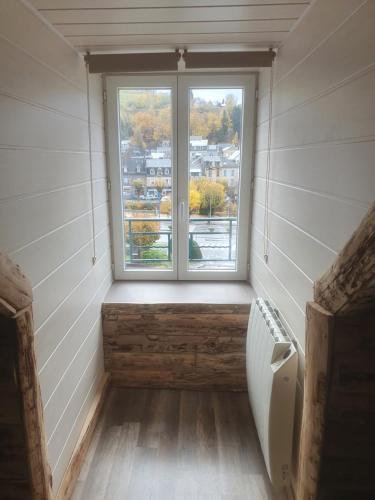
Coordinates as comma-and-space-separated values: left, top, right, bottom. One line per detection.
85, 49, 276, 73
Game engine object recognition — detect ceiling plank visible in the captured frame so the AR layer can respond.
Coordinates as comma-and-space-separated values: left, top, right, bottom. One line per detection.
37, 5, 308, 24
69, 31, 288, 48
57, 19, 294, 36
32, 0, 310, 8
75, 42, 284, 52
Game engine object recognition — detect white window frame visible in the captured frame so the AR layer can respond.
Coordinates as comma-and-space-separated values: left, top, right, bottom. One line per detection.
106, 75, 178, 280
105, 73, 256, 281
177, 73, 255, 280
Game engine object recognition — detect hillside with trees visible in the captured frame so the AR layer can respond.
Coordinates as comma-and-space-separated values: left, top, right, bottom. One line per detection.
119, 89, 242, 148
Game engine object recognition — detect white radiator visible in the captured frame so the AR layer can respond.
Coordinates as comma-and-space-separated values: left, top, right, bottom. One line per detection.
246, 298, 297, 490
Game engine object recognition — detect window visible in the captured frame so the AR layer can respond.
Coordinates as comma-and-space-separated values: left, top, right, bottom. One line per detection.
106, 74, 255, 280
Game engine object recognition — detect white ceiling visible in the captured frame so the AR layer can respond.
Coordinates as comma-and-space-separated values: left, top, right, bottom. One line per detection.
29, 0, 312, 53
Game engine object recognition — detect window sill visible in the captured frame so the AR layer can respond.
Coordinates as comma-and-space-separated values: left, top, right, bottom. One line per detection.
104, 280, 255, 305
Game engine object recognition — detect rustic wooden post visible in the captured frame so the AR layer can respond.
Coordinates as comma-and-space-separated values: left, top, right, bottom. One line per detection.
0, 252, 52, 500
314, 202, 375, 315
297, 202, 375, 500
296, 303, 334, 500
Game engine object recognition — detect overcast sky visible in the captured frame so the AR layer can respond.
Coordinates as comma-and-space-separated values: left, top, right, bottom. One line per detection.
191, 88, 243, 104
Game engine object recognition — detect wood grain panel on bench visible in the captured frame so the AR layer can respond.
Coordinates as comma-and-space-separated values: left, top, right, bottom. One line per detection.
102, 303, 250, 391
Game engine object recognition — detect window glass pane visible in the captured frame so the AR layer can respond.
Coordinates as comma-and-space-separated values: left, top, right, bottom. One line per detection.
188, 88, 243, 271
119, 88, 173, 270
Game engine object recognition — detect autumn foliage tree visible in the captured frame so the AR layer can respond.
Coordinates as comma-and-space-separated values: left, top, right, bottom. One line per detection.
189, 93, 241, 144
191, 178, 226, 215
120, 90, 171, 150
120, 89, 242, 150
132, 178, 145, 199
189, 184, 201, 214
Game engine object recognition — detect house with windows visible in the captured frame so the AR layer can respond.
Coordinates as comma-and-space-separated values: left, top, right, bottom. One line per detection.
190, 136, 208, 152
145, 157, 172, 196
121, 154, 146, 198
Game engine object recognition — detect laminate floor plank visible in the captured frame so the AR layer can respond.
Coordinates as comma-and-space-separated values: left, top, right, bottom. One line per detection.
72, 388, 278, 500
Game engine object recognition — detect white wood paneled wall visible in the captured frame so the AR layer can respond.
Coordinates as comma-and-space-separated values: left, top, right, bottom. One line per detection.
250, 0, 375, 484
0, 0, 112, 495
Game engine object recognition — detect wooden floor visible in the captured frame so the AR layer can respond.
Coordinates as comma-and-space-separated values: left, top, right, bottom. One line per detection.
72, 388, 277, 500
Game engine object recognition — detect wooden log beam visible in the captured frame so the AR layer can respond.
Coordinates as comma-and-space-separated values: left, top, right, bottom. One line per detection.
297, 302, 334, 500
102, 302, 250, 391
314, 202, 375, 315
0, 252, 32, 316
16, 307, 52, 500
319, 310, 375, 497
0, 252, 51, 499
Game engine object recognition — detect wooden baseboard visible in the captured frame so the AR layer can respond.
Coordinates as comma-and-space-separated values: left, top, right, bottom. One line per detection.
56, 373, 110, 500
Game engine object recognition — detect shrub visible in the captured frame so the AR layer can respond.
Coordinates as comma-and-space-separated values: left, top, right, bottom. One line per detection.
141, 248, 168, 261
125, 200, 154, 211
189, 240, 203, 260
160, 198, 171, 215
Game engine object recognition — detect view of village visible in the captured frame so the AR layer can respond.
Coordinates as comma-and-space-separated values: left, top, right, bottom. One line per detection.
120, 88, 243, 270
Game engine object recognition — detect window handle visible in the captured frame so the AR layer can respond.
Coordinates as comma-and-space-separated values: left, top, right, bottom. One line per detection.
179, 200, 185, 223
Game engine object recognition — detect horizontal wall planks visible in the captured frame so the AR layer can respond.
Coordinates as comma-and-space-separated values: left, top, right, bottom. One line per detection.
37, 5, 308, 25
10, 205, 108, 289
59, 19, 295, 37
103, 302, 250, 391
46, 332, 104, 467
35, 254, 111, 371
0, 94, 105, 153
0, 149, 105, 202
254, 142, 375, 205
50, 367, 105, 497
0, 2, 112, 494
0, 1, 85, 90
32, 0, 310, 7
256, 68, 375, 152
251, 226, 313, 311
253, 176, 368, 253
251, 3, 375, 495
273, 0, 366, 84
39, 272, 112, 413
29, 0, 311, 52
271, 1, 375, 118
250, 253, 306, 351
0, 37, 87, 122
251, 202, 337, 282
